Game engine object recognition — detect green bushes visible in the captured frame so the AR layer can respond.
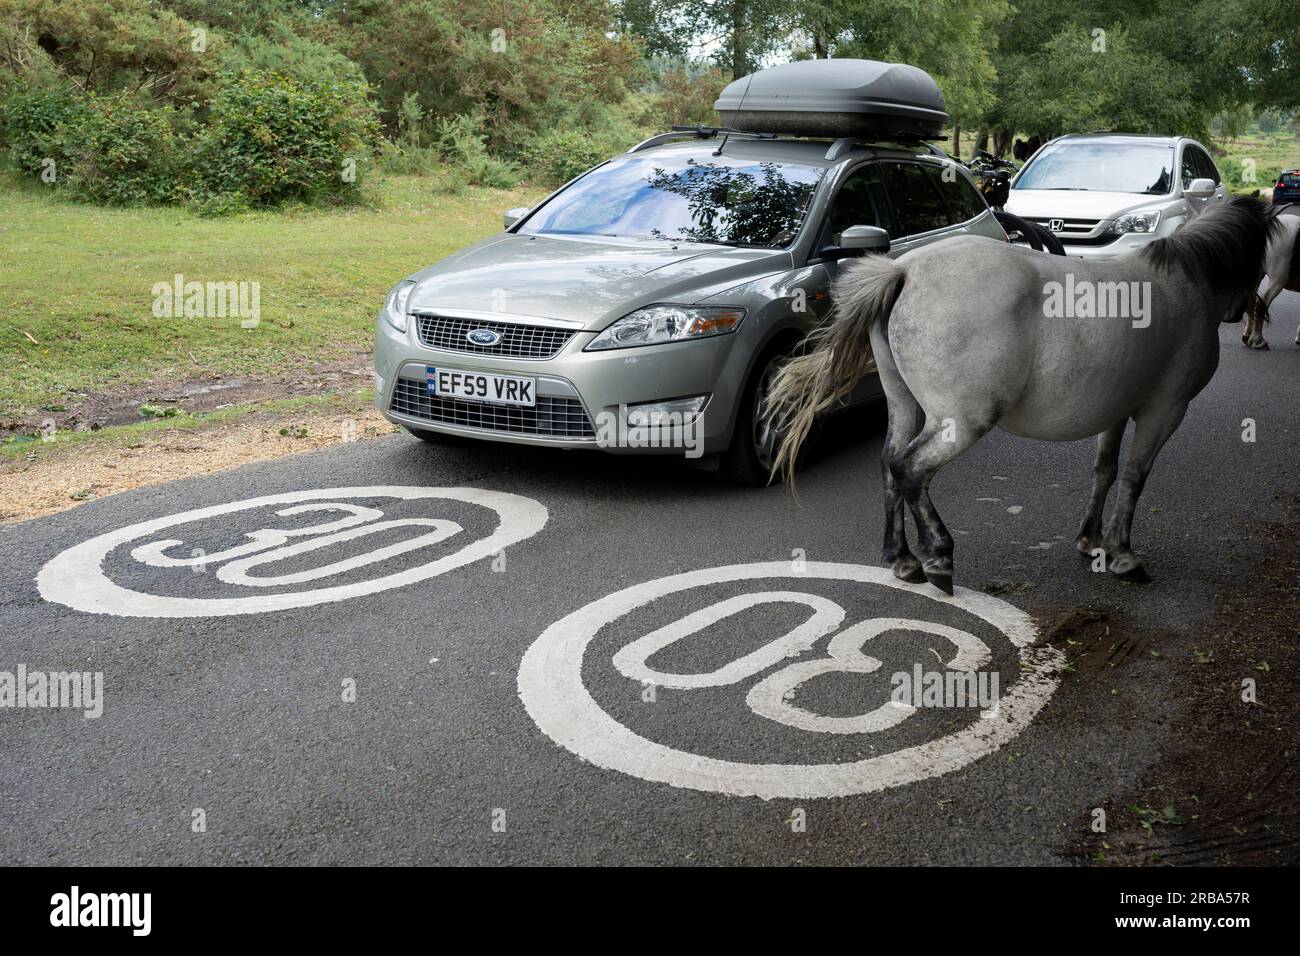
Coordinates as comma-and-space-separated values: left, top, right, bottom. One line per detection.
1, 87, 178, 204
1218, 156, 1284, 194
1, 71, 380, 210
0, 2, 709, 206
521, 129, 617, 188
191, 71, 380, 208
433, 113, 519, 188
68, 93, 183, 205
0, 86, 87, 178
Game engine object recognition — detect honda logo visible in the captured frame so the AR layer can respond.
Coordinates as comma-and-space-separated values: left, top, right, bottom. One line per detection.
1047, 218, 1065, 233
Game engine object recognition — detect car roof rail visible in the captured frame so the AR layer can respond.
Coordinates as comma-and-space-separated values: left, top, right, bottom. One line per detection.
824, 137, 945, 161
627, 126, 777, 153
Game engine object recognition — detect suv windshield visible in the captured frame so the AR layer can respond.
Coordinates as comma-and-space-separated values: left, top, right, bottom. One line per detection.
1014, 142, 1175, 195
518, 153, 825, 248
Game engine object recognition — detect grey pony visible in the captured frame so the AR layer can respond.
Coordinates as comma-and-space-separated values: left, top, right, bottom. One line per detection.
768, 196, 1280, 594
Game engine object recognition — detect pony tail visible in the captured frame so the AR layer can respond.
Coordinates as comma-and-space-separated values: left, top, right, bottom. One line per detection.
766, 255, 906, 489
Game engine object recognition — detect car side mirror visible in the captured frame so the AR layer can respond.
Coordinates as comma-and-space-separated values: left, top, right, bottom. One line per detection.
821, 224, 891, 261
1184, 178, 1217, 199
840, 224, 891, 252
504, 206, 530, 230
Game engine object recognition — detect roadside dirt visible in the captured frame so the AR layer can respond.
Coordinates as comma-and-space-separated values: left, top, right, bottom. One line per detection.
0, 353, 374, 438
1, 403, 398, 524
1058, 493, 1300, 865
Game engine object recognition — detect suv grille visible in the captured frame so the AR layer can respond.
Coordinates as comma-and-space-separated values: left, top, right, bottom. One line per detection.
1024, 216, 1116, 247
1025, 216, 1102, 235
389, 377, 595, 440
414, 313, 577, 359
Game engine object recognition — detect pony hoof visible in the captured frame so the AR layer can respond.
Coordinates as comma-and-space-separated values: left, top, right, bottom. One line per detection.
890, 555, 927, 584
1108, 555, 1151, 583
1075, 535, 1101, 556
923, 559, 954, 595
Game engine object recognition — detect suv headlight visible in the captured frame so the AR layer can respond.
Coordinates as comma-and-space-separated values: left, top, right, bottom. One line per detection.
586, 305, 745, 351
382, 279, 417, 333
1109, 209, 1162, 235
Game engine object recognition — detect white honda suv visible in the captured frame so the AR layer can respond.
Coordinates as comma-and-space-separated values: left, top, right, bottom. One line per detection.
1004, 133, 1227, 258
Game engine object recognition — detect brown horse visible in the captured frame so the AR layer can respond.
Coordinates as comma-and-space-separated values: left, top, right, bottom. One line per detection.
1242, 204, 1300, 348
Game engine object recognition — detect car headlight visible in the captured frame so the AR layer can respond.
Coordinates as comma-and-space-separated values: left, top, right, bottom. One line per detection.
1109, 210, 1161, 235
382, 280, 417, 333
586, 305, 745, 351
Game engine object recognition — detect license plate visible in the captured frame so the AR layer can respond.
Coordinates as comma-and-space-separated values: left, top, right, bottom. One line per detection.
425, 366, 536, 407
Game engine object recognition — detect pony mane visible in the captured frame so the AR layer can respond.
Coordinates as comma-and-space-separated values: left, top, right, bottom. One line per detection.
1142, 195, 1281, 295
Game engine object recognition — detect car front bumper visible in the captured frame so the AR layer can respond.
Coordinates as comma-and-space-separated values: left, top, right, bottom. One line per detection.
1057, 230, 1161, 260
373, 313, 750, 456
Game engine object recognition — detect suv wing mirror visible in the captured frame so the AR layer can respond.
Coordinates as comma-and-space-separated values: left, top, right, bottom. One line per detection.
504, 206, 531, 229
822, 224, 891, 261
1184, 178, 1217, 199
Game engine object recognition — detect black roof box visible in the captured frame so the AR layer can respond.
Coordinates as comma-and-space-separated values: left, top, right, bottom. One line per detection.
714, 59, 948, 139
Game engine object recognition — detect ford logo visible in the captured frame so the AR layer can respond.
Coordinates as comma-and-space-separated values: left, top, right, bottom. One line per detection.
466, 328, 501, 346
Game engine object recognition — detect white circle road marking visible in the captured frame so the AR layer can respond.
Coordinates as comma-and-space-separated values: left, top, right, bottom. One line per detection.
517, 562, 1064, 800
37, 486, 548, 618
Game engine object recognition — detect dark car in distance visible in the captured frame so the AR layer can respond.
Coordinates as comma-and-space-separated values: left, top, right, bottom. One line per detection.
1274, 169, 1300, 205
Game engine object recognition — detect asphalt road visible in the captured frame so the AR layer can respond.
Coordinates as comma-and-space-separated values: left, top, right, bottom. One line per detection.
1, 309, 1297, 866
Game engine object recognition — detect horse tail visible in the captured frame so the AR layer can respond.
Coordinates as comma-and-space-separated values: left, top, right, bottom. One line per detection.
767, 255, 906, 488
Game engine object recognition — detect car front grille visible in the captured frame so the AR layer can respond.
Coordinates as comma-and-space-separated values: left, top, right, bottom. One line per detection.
1024, 216, 1118, 247
389, 377, 596, 440
414, 313, 577, 359
1025, 217, 1102, 235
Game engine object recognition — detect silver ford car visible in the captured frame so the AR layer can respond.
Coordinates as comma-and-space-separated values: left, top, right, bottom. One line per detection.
373, 63, 1006, 483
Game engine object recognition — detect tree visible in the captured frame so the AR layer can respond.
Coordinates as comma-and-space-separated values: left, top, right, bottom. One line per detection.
985, 0, 1298, 150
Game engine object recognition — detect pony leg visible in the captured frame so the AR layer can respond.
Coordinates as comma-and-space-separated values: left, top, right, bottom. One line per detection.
881, 401, 924, 583
1243, 291, 1264, 347
1075, 420, 1127, 555
1102, 401, 1188, 582
1247, 275, 1287, 349
889, 416, 991, 595
871, 312, 925, 583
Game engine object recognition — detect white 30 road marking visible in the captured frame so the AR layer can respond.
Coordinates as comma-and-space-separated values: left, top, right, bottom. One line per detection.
38, 486, 547, 618
517, 562, 1064, 800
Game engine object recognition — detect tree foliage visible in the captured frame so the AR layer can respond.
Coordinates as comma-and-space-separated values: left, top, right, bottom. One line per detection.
0, 0, 1295, 205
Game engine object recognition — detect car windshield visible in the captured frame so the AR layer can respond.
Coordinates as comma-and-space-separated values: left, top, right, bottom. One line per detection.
1013, 142, 1175, 195
517, 154, 825, 248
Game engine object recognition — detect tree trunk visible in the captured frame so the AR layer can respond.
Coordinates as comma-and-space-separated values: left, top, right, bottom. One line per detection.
950, 125, 961, 160
975, 129, 989, 154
